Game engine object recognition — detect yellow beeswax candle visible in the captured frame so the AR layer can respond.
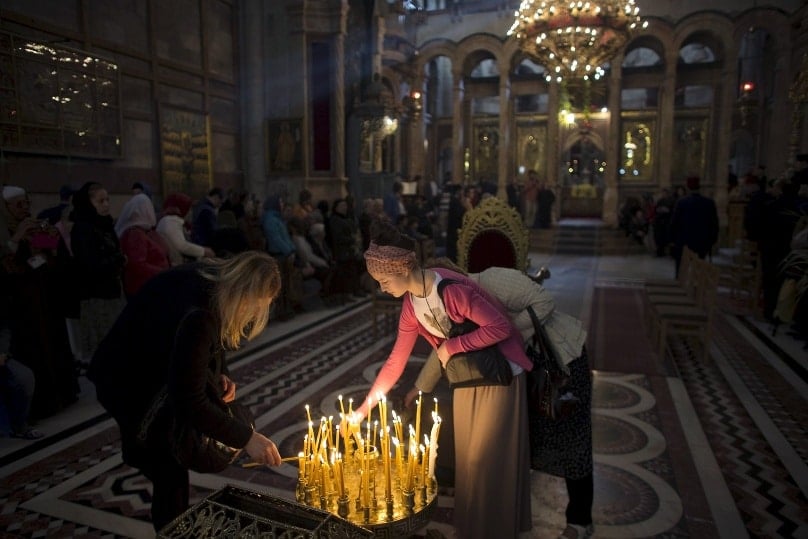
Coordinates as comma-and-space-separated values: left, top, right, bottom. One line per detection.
414, 392, 422, 459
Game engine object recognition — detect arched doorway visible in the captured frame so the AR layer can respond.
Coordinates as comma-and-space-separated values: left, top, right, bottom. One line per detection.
559, 130, 605, 218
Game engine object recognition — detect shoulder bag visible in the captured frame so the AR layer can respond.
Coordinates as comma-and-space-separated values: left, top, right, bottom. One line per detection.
137, 382, 255, 473
525, 306, 579, 420
432, 278, 513, 389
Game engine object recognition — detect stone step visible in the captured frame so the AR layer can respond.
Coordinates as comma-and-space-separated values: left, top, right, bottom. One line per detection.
529, 226, 648, 256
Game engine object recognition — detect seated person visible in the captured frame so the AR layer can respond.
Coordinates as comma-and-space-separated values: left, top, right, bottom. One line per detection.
210, 210, 250, 258
156, 192, 214, 266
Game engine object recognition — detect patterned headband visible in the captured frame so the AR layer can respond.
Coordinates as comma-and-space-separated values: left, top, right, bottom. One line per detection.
364, 242, 416, 275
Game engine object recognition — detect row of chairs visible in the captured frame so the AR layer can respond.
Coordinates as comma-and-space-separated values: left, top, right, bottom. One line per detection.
643, 247, 721, 361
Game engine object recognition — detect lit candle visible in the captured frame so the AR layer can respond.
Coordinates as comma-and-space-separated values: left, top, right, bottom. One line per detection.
383, 428, 392, 499
427, 415, 441, 481
407, 439, 418, 491
434, 396, 438, 417
337, 454, 346, 498
338, 394, 345, 417
391, 410, 400, 441
414, 392, 422, 460
420, 442, 427, 486
319, 458, 327, 498
393, 437, 403, 485
335, 425, 341, 456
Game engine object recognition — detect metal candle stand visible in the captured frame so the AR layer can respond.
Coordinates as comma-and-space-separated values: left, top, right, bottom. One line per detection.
294, 448, 438, 537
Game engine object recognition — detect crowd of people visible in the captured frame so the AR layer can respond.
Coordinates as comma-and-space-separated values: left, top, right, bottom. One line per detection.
4, 162, 803, 537
0, 181, 394, 440
618, 158, 808, 341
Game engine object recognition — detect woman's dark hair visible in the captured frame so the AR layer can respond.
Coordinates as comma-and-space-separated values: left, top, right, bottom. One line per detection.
70, 181, 105, 221
370, 220, 415, 251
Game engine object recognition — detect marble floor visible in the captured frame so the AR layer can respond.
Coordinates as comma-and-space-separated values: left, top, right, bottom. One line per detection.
0, 251, 806, 538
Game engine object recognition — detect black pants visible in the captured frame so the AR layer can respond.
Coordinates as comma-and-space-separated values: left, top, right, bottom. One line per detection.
139, 452, 190, 532
565, 473, 594, 526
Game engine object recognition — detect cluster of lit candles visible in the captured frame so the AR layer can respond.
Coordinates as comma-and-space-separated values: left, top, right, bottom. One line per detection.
293, 392, 441, 525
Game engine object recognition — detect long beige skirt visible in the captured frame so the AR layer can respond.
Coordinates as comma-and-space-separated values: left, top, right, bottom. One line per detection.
453, 372, 532, 539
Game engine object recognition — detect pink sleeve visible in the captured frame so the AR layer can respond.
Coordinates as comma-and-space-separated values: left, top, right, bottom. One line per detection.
356, 297, 421, 419
440, 282, 512, 357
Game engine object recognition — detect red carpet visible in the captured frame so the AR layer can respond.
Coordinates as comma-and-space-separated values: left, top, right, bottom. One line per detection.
587, 286, 675, 376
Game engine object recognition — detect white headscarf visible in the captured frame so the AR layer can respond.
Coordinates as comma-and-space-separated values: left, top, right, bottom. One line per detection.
2, 186, 26, 200
115, 193, 156, 237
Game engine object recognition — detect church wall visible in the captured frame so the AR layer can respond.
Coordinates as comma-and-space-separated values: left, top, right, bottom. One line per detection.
0, 0, 241, 214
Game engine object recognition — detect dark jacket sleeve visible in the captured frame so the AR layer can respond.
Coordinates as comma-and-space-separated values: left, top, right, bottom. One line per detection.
167, 309, 253, 449
71, 221, 125, 282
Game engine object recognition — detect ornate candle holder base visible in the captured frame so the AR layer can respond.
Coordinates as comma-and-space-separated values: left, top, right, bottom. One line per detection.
296, 484, 438, 538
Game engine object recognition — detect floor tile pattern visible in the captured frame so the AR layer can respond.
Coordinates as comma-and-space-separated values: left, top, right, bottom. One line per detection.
668, 336, 808, 537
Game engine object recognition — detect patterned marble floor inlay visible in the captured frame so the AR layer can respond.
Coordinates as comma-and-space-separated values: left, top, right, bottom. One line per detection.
1, 290, 806, 538
669, 335, 808, 537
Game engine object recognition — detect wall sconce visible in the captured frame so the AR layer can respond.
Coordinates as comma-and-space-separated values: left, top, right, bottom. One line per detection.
738, 81, 757, 126
402, 90, 422, 119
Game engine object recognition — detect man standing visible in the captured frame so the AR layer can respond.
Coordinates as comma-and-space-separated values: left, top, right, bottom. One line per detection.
669, 176, 719, 277
522, 170, 539, 228
191, 187, 223, 247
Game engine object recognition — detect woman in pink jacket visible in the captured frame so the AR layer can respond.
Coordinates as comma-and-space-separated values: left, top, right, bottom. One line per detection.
356, 222, 532, 539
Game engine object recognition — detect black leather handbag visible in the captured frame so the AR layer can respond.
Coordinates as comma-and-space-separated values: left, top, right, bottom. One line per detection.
170, 400, 254, 473
525, 306, 579, 420
437, 279, 513, 389
137, 382, 255, 473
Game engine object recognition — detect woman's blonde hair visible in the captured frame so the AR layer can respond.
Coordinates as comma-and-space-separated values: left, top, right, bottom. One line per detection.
198, 251, 281, 349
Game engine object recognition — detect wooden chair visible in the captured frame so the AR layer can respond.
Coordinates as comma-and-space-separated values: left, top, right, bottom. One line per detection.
644, 246, 696, 293
457, 196, 529, 273
649, 258, 720, 361
642, 247, 697, 329
726, 239, 762, 313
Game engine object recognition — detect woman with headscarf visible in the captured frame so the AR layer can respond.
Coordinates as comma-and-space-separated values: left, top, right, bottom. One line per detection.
156, 192, 214, 266
351, 222, 532, 539
70, 181, 126, 364
411, 259, 594, 539
116, 193, 170, 297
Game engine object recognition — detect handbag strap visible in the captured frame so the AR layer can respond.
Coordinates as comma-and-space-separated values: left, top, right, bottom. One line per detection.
137, 386, 168, 443
526, 305, 543, 348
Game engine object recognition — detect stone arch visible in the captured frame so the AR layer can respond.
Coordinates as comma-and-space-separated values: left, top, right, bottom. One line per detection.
416, 38, 459, 73
561, 130, 605, 153
457, 33, 507, 75
673, 13, 735, 63
623, 35, 667, 70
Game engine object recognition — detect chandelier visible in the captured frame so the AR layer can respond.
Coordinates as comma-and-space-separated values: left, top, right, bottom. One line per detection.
508, 0, 647, 82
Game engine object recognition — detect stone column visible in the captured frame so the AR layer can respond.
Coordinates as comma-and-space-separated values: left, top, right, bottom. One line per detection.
657, 52, 678, 190
603, 59, 623, 228
547, 81, 560, 223
497, 75, 512, 198
409, 75, 427, 179
765, 43, 792, 171
332, 1, 349, 183
452, 69, 465, 184
239, 0, 265, 197
713, 44, 738, 230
